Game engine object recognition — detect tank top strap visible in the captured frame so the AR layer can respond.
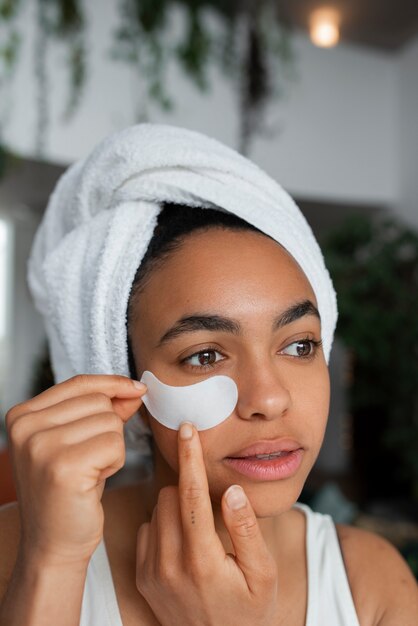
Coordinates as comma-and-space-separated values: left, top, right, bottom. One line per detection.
79, 539, 124, 626
294, 502, 360, 626
81, 505, 360, 626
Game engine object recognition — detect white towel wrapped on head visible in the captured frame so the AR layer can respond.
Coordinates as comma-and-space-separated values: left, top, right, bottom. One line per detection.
27, 123, 338, 452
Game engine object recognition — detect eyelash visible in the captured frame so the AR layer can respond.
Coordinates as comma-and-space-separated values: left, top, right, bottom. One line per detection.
283, 338, 323, 360
180, 345, 225, 371
181, 337, 323, 371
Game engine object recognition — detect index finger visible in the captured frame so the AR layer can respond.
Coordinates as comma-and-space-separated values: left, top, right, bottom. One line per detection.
7, 374, 146, 423
178, 422, 224, 557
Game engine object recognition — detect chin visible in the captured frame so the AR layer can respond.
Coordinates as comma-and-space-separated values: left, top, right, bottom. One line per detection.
248, 482, 305, 518
209, 473, 306, 519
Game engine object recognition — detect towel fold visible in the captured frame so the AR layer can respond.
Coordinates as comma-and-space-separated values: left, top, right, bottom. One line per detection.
27, 123, 337, 451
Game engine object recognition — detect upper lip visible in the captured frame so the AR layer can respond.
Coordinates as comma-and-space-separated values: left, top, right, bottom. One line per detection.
226, 438, 303, 458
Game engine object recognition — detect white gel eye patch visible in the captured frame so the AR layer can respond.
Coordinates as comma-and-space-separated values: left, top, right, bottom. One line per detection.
139, 370, 238, 431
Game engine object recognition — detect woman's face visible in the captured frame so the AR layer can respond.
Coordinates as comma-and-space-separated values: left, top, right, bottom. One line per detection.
129, 228, 330, 517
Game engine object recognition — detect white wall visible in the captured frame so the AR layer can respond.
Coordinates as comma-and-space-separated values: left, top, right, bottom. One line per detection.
398, 36, 418, 228
0, 206, 46, 414
3, 0, 400, 209
252, 36, 399, 207
1, 4, 416, 472
0, 156, 65, 416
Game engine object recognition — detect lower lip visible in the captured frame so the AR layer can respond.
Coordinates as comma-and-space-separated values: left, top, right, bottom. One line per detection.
223, 449, 304, 481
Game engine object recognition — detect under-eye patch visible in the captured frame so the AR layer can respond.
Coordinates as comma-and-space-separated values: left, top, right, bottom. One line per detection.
140, 370, 238, 430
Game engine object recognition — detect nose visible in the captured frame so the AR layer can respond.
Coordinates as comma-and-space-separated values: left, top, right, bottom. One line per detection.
235, 359, 292, 421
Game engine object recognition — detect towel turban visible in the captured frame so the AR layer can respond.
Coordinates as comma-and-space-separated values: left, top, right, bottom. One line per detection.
27, 123, 338, 454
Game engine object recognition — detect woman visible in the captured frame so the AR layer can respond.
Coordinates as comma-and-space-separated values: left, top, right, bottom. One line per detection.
0, 124, 416, 626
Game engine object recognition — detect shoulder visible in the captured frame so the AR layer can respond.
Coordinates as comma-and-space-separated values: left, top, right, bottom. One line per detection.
0, 501, 21, 600
336, 523, 418, 625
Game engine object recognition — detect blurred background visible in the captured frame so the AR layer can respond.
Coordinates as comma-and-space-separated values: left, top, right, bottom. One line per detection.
0, 0, 417, 576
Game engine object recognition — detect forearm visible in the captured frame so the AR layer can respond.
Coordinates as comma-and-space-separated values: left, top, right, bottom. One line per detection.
0, 547, 89, 626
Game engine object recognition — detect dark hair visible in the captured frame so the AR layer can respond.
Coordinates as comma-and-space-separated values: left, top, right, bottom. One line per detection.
126, 202, 261, 378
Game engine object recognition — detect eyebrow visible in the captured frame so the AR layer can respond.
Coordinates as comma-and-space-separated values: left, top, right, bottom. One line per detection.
156, 299, 320, 347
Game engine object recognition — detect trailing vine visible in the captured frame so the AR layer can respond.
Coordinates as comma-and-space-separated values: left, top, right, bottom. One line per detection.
0, 0, 21, 168
111, 0, 295, 153
33, 0, 87, 154
0, 0, 295, 159
40, 0, 86, 120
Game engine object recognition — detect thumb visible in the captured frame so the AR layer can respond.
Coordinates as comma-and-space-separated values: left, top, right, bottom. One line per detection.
222, 485, 277, 595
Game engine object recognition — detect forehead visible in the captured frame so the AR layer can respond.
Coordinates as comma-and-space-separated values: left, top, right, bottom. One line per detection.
133, 228, 317, 330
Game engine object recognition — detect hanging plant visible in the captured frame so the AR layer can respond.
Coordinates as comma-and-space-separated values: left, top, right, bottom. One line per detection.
39, 0, 86, 119
244, 2, 295, 152
111, 0, 295, 154
0, 1, 21, 98
33, 0, 87, 154
0, 0, 295, 159
0, 0, 21, 170
322, 215, 418, 503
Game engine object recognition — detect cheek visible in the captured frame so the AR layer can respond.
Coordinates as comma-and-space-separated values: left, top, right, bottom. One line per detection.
148, 414, 226, 485
146, 363, 330, 484
297, 363, 330, 443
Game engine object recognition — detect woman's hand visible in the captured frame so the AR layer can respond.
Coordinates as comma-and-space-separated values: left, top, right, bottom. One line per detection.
5, 374, 146, 567
136, 423, 279, 626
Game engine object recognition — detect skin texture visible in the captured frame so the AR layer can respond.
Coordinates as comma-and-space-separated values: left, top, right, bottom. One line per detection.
129, 229, 329, 532
127, 227, 330, 624
128, 228, 418, 625
1, 227, 417, 625
0, 375, 147, 626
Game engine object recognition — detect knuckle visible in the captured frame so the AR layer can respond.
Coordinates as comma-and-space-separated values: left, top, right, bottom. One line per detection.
7, 416, 28, 446
100, 411, 122, 432
182, 485, 203, 505
103, 432, 125, 468
89, 392, 112, 410
5, 407, 16, 429
158, 485, 178, 503
26, 431, 49, 463
70, 374, 91, 388
5, 403, 27, 429
111, 374, 131, 385
104, 430, 124, 450
157, 560, 177, 584
232, 513, 259, 539
114, 452, 126, 472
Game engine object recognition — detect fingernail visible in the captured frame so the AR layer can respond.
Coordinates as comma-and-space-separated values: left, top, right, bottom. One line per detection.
225, 485, 247, 511
132, 380, 147, 391
179, 422, 194, 440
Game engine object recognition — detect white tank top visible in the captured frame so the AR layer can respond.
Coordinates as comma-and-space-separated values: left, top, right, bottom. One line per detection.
79, 502, 360, 626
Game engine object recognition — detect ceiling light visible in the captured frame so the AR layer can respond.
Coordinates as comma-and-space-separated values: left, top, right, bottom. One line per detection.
309, 8, 340, 48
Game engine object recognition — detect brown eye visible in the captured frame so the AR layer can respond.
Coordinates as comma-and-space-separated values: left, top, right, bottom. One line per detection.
197, 351, 217, 366
184, 349, 224, 368
282, 340, 315, 358
296, 341, 312, 357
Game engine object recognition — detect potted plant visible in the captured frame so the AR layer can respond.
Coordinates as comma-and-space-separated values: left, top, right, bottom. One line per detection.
322, 214, 418, 513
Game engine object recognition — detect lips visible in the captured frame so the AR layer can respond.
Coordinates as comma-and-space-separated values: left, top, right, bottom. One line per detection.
226, 438, 303, 459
